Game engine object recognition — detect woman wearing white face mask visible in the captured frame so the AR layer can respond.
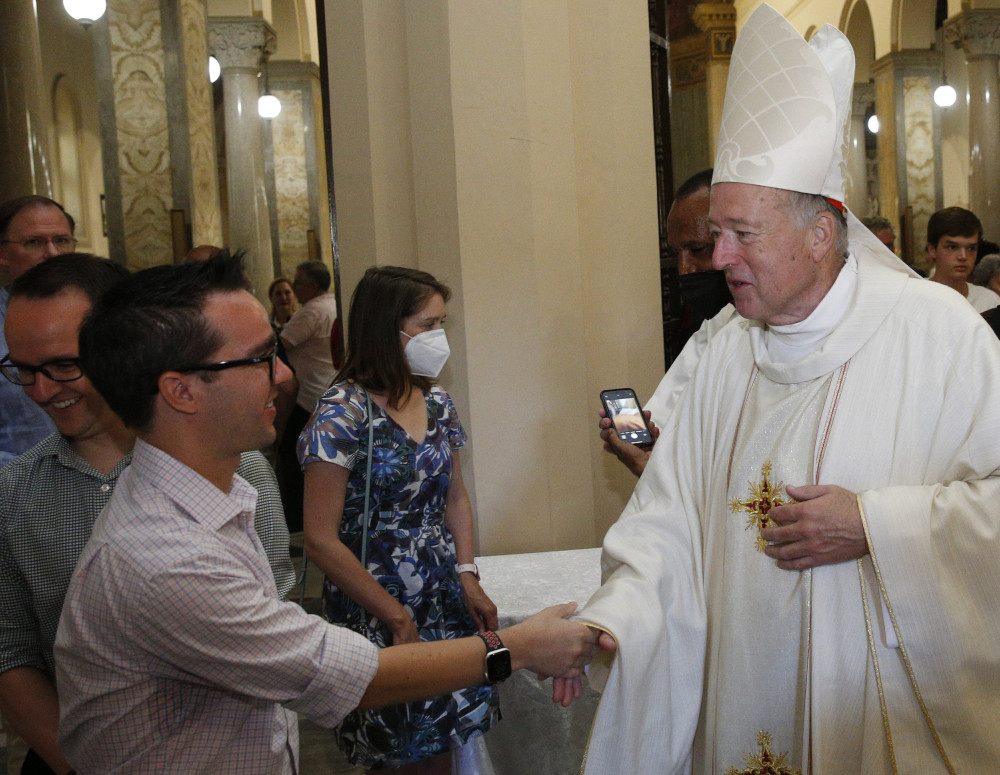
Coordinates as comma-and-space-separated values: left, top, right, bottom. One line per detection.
297, 266, 498, 774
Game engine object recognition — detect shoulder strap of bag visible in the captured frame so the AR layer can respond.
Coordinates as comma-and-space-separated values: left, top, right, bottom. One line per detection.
360, 387, 375, 568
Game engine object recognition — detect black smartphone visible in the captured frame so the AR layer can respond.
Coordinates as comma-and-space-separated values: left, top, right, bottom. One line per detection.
600, 388, 654, 445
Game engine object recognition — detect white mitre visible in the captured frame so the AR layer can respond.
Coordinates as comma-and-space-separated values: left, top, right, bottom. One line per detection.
713, 2, 917, 276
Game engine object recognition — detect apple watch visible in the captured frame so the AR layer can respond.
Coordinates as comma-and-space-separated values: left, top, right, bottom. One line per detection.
476, 630, 512, 684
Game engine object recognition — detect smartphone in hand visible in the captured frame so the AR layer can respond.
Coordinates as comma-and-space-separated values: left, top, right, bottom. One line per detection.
600, 388, 654, 445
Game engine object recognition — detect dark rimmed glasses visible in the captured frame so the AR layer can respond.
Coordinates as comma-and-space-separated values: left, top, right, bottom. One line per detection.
175, 345, 278, 382
0, 354, 84, 386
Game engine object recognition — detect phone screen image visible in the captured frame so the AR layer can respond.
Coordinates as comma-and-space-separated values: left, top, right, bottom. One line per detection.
600, 388, 653, 445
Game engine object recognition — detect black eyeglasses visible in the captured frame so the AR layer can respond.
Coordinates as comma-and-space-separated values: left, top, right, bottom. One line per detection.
175, 346, 278, 382
0, 354, 84, 386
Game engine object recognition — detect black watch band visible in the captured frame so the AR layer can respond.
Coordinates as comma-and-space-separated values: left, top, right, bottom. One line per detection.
477, 630, 512, 684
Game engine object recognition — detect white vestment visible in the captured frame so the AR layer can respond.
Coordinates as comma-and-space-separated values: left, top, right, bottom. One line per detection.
644, 305, 738, 428
579, 246, 1000, 774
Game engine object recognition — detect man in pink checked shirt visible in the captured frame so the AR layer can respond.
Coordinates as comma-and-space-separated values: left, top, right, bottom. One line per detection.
54, 253, 609, 775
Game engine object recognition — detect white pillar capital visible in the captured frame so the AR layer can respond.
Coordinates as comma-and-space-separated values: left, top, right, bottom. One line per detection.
209, 17, 277, 72
945, 10, 1000, 58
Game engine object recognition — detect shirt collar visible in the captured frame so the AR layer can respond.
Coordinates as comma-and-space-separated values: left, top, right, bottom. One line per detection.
130, 438, 257, 530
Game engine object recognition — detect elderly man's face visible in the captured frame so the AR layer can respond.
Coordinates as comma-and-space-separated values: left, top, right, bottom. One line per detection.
710, 182, 830, 326
667, 187, 714, 275
0, 205, 75, 281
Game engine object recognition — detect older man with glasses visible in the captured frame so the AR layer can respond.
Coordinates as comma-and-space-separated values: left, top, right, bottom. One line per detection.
0, 196, 78, 464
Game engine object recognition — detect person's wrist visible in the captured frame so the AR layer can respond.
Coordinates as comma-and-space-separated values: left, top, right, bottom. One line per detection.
496, 624, 528, 672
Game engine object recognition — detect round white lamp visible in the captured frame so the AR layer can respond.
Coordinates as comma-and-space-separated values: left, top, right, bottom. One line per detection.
934, 84, 957, 108
258, 94, 281, 119
209, 56, 221, 84
62, 0, 107, 26
867, 114, 880, 134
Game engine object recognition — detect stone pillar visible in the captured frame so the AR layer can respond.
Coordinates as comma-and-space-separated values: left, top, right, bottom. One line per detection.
692, 2, 736, 159
265, 60, 333, 279
872, 50, 943, 270
0, 0, 54, 200
946, 10, 1000, 241
93, 0, 222, 268
846, 83, 873, 216
666, 3, 735, 184
209, 17, 277, 297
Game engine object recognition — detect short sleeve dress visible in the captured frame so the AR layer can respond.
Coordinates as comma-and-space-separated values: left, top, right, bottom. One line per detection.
297, 382, 499, 769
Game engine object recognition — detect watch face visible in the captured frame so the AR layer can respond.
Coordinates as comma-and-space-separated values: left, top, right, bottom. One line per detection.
486, 647, 512, 683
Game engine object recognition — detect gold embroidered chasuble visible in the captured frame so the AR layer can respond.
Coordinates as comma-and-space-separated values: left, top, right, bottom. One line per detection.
700, 365, 836, 772
579, 249, 1000, 775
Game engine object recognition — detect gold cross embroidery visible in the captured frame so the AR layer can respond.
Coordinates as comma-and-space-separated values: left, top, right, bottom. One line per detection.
729, 462, 792, 552
723, 730, 801, 775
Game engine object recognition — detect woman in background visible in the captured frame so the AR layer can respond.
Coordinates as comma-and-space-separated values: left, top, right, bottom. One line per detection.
298, 266, 498, 774
268, 276, 297, 330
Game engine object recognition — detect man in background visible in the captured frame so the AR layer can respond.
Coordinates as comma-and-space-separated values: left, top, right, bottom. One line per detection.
862, 215, 896, 253
277, 260, 338, 531
927, 206, 1000, 311
599, 169, 735, 477
0, 196, 78, 464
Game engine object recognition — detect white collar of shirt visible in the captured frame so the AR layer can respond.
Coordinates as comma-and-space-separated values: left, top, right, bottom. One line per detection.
764, 252, 858, 364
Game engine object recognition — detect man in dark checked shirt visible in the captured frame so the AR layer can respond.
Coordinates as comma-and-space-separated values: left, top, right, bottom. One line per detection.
0, 255, 295, 775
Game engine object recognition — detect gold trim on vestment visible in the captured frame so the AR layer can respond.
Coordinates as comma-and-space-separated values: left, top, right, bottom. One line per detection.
856, 551, 897, 773
857, 495, 955, 774
723, 730, 801, 775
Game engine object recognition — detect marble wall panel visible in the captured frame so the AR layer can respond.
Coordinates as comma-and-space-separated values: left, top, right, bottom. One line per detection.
110, 0, 173, 268
272, 87, 310, 275
904, 75, 935, 265
181, 0, 222, 246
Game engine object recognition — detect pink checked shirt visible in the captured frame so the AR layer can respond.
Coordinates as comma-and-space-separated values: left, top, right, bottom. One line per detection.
55, 439, 378, 774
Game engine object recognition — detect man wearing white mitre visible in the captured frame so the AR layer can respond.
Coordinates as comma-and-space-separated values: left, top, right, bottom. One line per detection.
571, 4, 1000, 773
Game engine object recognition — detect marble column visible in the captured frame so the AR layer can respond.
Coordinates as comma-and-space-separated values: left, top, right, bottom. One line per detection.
667, 3, 735, 184
0, 0, 54, 200
93, 0, 222, 267
847, 83, 874, 216
692, 2, 736, 160
871, 50, 943, 269
265, 60, 333, 279
946, 10, 1000, 241
209, 17, 277, 298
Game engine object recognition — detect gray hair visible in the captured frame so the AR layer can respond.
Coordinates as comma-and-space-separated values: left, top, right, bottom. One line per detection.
971, 254, 1000, 287
784, 191, 849, 258
294, 260, 331, 292
861, 216, 894, 236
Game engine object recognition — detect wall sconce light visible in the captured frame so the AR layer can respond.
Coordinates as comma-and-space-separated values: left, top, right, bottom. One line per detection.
209, 56, 221, 84
933, 82, 957, 108
63, 0, 106, 27
866, 114, 880, 134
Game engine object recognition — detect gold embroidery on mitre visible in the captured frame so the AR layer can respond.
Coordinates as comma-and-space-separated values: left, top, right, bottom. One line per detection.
723, 730, 801, 775
729, 462, 793, 551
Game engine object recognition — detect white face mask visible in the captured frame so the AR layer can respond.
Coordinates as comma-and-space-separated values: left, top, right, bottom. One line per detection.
400, 329, 450, 378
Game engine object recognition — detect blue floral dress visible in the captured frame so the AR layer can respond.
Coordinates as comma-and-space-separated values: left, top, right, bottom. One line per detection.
297, 382, 499, 769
